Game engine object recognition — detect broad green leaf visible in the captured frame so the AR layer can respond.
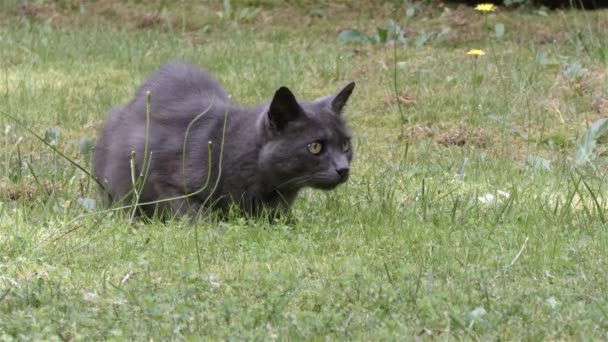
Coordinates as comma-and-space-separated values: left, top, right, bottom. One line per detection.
77, 197, 96, 211
575, 118, 608, 165
473, 74, 484, 86
415, 31, 432, 48
564, 62, 587, 79
45, 127, 60, 145
308, 8, 326, 18
238, 7, 260, 22
79, 137, 94, 155
495, 23, 505, 39
405, 7, 416, 18
386, 19, 405, 43
525, 155, 551, 171
376, 27, 388, 44
338, 29, 371, 44
223, 0, 231, 18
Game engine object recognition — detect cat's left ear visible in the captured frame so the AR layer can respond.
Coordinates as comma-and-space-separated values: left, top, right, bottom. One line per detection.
330, 82, 356, 115
268, 86, 304, 132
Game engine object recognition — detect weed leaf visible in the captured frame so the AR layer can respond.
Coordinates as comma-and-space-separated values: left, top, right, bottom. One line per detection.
526, 155, 551, 171
338, 29, 371, 44
575, 118, 608, 165
79, 137, 94, 155
223, 0, 231, 18
376, 27, 388, 44
77, 197, 96, 211
45, 127, 60, 145
495, 23, 505, 39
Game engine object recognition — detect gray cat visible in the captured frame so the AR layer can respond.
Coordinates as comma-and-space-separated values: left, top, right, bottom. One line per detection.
93, 63, 355, 218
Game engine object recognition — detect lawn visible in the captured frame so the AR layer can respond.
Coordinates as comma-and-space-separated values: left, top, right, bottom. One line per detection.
1, 0, 608, 339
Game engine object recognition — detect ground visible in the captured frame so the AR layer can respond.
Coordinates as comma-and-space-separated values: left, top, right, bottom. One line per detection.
1, 0, 608, 340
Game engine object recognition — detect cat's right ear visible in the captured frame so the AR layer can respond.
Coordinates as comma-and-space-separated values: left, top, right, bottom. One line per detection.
330, 82, 356, 115
268, 87, 303, 131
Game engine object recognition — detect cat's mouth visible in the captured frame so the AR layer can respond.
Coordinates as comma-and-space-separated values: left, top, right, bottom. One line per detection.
309, 171, 349, 190
275, 170, 349, 191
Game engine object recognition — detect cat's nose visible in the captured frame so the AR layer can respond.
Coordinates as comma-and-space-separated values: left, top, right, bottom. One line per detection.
336, 167, 349, 179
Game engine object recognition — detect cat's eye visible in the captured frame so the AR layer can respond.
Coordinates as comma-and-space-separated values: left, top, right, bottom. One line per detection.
307, 142, 323, 155
341, 140, 350, 152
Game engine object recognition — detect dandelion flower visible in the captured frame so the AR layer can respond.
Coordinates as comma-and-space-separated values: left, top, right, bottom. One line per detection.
467, 49, 486, 56
475, 3, 496, 12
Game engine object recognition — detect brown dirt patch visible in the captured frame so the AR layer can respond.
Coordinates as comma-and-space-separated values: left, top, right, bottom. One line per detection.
404, 122, 489, 148
382, 91, 418, 108
592, 95, 608, 114
1, 177, 53, 202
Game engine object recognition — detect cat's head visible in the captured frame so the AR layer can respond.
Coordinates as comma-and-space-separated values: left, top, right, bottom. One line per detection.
259, 82, 355, 192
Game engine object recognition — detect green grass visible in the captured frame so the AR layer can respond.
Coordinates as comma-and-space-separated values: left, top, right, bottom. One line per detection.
1, 0, 608, 339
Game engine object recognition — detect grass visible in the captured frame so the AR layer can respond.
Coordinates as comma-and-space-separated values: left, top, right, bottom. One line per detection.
1, 0, 608, 339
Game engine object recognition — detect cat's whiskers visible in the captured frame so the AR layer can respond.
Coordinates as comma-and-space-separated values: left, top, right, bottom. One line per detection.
275, 174, 313, 190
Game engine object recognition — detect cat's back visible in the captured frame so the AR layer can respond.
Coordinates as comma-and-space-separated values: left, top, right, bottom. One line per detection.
137, 63, 227, 98
129, 63, 229, 121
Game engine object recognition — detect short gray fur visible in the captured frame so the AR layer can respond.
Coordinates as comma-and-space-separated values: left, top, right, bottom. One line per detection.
93, 63, 355, 218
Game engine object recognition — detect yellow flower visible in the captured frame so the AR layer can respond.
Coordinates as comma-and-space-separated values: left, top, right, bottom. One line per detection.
467, 49, 486, 56
475, 3, 496, 12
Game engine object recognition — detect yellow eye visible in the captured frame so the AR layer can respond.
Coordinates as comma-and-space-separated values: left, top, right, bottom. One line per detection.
342, 140, 350, 152
307, 142, 323, 155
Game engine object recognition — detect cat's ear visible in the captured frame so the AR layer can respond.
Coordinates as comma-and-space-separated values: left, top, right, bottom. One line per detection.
268, 86, 303, 131
330, 82, 356, 115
